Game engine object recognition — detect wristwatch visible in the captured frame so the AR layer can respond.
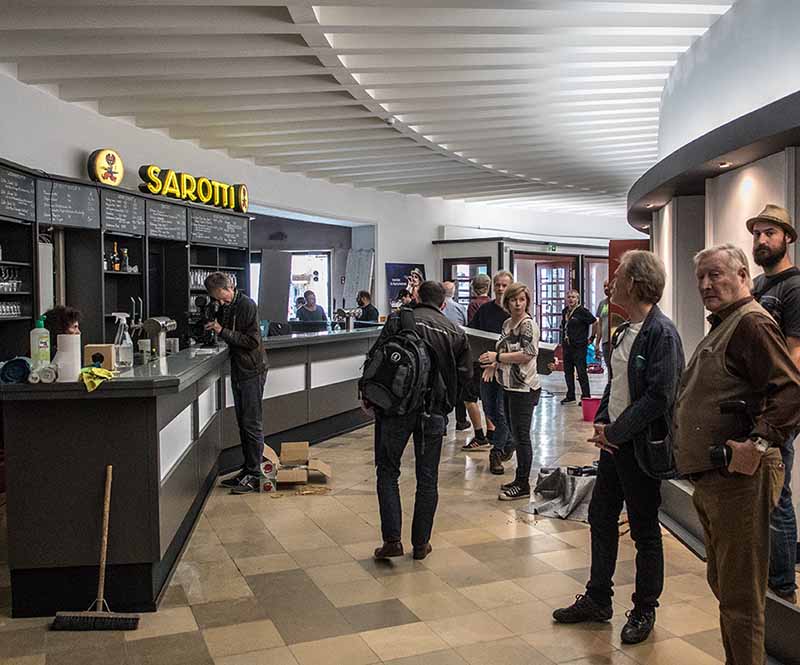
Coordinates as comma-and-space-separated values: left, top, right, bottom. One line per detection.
495, 351, 501, 363
750, 436, 769, 453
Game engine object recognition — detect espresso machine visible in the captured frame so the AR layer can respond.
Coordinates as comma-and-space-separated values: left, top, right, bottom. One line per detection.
141, 316, 177, 357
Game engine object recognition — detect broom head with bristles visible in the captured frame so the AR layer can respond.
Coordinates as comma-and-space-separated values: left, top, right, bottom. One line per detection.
51, 598, 140, 631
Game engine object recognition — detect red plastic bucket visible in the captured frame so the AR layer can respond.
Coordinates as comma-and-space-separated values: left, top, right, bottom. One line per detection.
581, 397, 601, 422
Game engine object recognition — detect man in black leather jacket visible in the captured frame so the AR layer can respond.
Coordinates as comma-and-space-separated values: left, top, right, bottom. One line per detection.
205, 272, 268, 494
553, 251, 684, 646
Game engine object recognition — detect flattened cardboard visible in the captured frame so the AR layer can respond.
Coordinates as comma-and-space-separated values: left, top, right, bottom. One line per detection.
280, 441, 309, 465
308, 459, 332, 479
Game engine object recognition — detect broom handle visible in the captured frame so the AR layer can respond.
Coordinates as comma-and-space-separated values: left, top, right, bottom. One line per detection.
96, 465, 113, 605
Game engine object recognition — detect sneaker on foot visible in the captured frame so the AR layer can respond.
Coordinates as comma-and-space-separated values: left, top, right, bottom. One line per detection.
462, 437, 491, 451
455, 420, 471, 431
621, 607, 656, 644
230, 474, 261, 495
374, 541, 404, 559
561, 397, 576, 405
498, 482, 530, 501
553, 594, 613, 624
220, 471, 245, 489
490, 450, 504, 475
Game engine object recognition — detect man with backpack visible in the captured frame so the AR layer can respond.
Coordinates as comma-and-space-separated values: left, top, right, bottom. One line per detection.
360, 281, 471, 561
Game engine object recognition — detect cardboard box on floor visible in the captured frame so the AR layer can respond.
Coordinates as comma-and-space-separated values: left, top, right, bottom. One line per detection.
263, 441, 332, 485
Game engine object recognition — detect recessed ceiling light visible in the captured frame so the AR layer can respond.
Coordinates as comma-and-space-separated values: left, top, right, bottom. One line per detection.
645, 203, 655, 209
719, 161, 733, 168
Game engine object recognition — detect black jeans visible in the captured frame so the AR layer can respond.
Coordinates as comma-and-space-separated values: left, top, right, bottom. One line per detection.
455, 400, 467, 424
503, 388, 541, 487
231, 370, 268, 475
563, 343, 591, 400
587, 445, 663, 610
375, 411, 446, 547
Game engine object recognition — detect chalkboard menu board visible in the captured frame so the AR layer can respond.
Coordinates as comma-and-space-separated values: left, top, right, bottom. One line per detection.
37, 179, 100, 229
147, 200, 187, 242
101, 190, 145, 235
190, 209, 248, 248
0, 166, 36, 222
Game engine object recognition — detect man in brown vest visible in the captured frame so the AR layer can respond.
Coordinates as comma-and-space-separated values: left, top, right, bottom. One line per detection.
674, 244, 800, 665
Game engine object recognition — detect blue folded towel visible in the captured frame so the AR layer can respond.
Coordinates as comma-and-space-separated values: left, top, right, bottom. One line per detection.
0, 357, 32, 384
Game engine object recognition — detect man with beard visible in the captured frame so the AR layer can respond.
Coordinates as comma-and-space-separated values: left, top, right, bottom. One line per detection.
749, 204, 800, 603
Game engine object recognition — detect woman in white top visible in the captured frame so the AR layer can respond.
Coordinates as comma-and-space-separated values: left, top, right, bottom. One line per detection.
479, 282, 541, 500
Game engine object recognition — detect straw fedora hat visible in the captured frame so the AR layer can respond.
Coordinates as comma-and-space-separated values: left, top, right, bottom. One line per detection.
746, 204, 797, 243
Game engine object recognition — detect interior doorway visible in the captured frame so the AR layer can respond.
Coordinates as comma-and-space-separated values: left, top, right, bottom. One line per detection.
511, 252, 578, 344
289, 251, 331, 319
442, 257, 492, 307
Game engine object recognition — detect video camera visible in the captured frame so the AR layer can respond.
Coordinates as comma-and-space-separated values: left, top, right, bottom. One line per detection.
189, 294, 220, 347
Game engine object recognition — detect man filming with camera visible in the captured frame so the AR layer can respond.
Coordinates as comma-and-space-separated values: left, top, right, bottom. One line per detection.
674, 245, 800, 665
204, 272, 268, 495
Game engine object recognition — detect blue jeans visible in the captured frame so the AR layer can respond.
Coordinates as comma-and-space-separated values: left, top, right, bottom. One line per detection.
375, 411, 446, 547
769, 436, 798, 595
480, 379, 510, 454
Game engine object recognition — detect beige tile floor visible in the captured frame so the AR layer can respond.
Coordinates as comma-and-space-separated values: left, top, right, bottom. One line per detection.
0, 377, 773, 665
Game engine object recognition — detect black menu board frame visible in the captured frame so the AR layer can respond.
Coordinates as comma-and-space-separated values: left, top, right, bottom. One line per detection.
0, 165, 36, 222
36, 178, 100, 230
101, 189, 145, 236
190, 209, 248, 248
146, 200, 188, 242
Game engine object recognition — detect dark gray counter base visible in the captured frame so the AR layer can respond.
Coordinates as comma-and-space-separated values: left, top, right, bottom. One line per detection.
220, 407, 372, 474
10, 463, 217, 618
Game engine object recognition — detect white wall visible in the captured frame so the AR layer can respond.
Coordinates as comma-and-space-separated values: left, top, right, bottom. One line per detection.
705, 151, 787, 277
0, 72, 639, 314
659, 0, 800, 159
652, 201, 675, 321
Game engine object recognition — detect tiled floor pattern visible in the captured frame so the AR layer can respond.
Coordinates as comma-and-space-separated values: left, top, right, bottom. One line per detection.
0, 374, 753, 665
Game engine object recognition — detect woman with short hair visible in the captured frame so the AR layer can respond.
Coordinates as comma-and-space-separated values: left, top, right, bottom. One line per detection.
479, 282, 541, 499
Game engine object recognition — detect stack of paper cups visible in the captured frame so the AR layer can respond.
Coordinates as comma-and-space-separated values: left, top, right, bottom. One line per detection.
54, 333, 82, 382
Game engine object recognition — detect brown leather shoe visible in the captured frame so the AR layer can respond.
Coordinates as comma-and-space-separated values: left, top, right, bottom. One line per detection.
413, 543, 432, 560
374, 541, 404, 559
490, 450, 504, 475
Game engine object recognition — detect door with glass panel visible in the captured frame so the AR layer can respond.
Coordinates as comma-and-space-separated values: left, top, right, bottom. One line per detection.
442, 257, 492, 307
536, 261, 573, 344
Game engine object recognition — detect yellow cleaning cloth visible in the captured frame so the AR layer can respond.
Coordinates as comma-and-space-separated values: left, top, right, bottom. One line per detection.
80, 367, 116, 392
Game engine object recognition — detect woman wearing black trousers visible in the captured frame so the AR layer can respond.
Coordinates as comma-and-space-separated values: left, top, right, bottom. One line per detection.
479, 282, 541, 497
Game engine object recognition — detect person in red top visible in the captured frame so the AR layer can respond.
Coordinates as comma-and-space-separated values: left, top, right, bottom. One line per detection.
468, 274, 491, 321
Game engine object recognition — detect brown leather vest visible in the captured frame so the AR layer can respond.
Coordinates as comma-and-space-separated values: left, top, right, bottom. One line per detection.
674, 300, 772, 474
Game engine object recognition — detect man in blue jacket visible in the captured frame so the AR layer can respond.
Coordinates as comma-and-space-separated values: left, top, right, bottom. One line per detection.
553, 251, 685, 645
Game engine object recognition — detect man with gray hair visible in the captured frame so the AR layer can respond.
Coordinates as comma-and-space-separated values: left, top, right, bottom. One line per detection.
204, 271, 268, 494
674, 243, 800, 664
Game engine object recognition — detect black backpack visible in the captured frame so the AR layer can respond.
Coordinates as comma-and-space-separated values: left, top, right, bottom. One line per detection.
359, 308, 433, 416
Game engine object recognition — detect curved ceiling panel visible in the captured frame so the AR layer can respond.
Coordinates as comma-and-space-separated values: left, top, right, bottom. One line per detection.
1, 0, 733, 217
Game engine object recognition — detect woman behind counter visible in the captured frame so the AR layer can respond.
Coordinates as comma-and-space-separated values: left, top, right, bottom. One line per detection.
43, 305, 81, 359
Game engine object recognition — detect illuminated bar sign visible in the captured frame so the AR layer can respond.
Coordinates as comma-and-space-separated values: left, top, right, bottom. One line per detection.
139, 164, 248, 213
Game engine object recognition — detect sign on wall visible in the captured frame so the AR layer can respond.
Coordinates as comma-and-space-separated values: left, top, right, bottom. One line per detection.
385, 262, 426, 311
87, 148, 124, 186
139, 164, 248, 213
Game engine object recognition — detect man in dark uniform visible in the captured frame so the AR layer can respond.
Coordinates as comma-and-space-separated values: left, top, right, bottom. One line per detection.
560, 289, 596, 404
749, 204, 800, 603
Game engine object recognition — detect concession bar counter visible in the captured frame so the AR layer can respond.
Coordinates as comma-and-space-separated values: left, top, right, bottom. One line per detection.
1, 327, 381, 618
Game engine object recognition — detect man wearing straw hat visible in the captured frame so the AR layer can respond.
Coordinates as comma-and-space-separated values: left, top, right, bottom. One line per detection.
748, 204, 800, 604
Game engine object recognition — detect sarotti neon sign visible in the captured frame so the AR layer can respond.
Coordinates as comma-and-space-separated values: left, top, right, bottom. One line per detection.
139, 165, 248, 213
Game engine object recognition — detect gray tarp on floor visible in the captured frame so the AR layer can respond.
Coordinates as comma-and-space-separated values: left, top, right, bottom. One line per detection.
519, 467, 597, 522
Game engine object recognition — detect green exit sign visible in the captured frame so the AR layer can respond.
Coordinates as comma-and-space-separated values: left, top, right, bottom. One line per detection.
547, 243, 557, 253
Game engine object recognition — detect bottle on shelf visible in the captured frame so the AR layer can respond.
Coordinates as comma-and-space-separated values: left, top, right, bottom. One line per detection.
103, 252, 109, 272
121, 247, 130, 273
112, 312, 134, 369
112, 241, 121, 272
30, 316, 51, 369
